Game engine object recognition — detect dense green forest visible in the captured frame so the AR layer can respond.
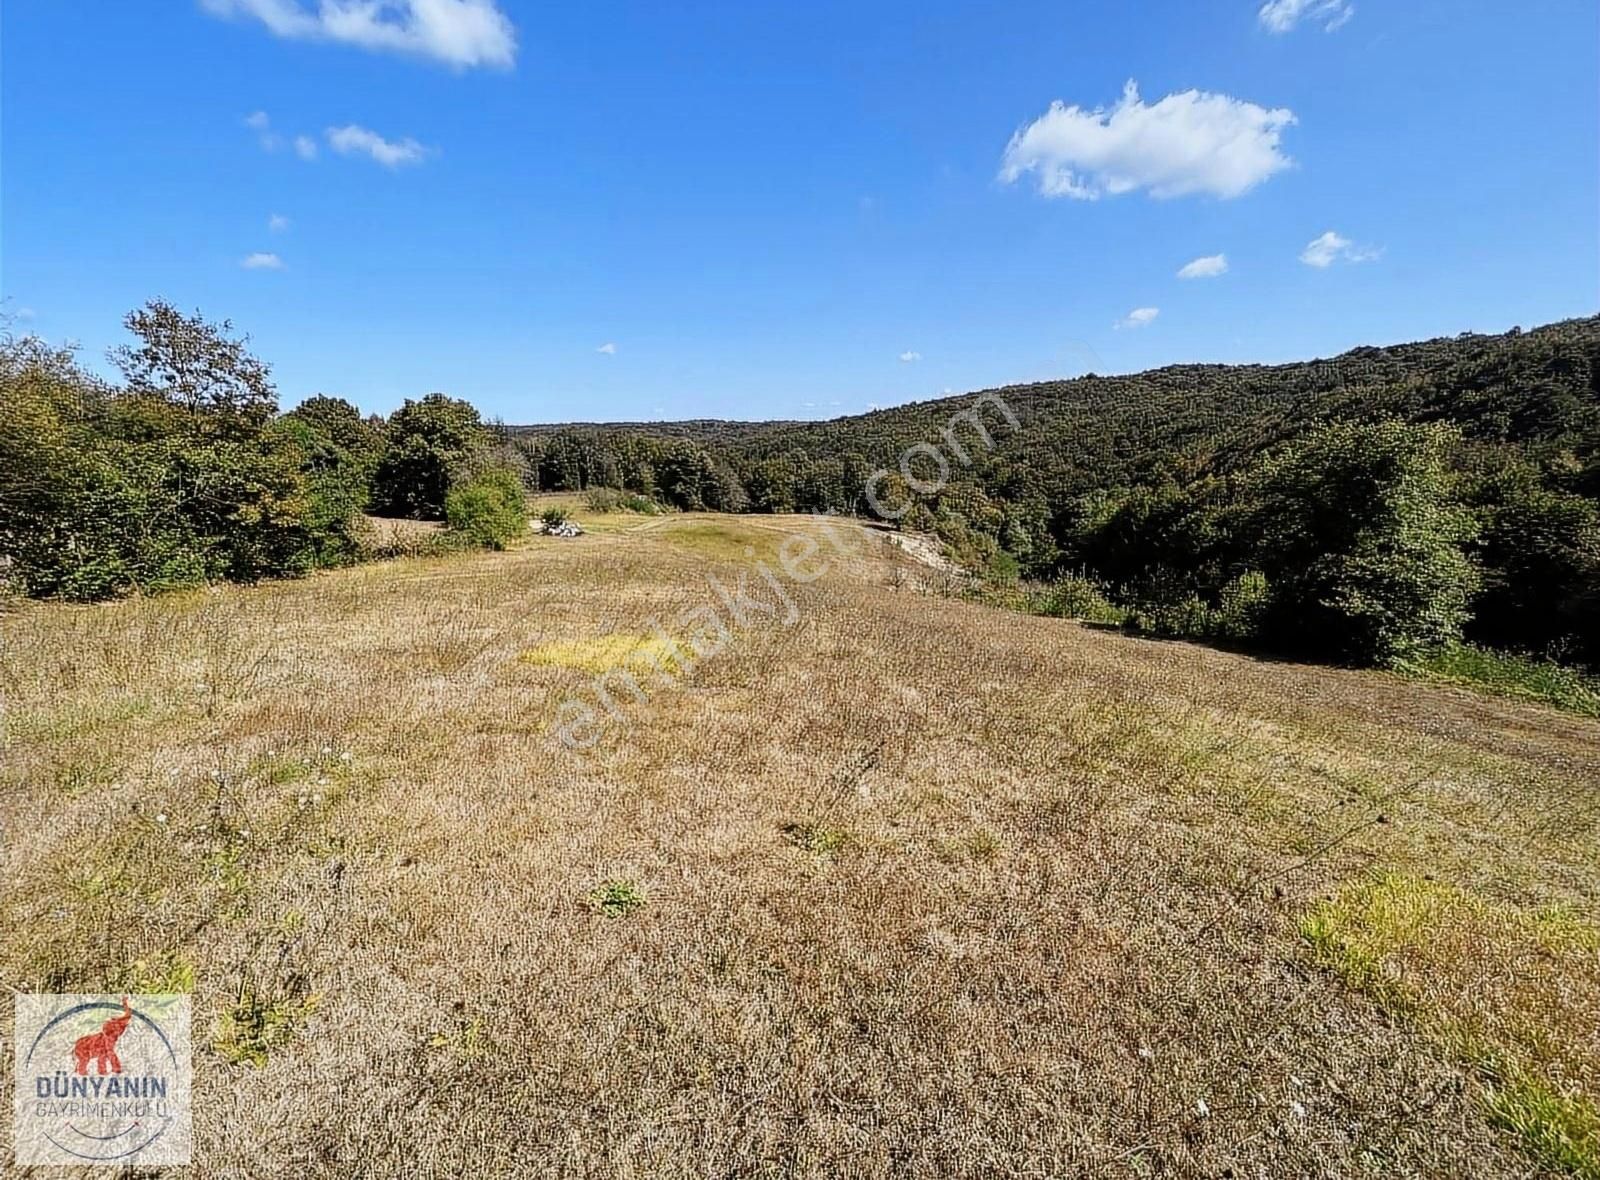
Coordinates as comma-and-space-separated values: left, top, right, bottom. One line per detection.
3, 305, 1596, 676
510, 317, 1600, 669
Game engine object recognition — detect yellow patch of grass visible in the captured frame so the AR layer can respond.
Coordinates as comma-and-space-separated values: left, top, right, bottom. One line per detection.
1304, 872, 1600, 1176
652, 519, 777, 562
520, 632, 686, 675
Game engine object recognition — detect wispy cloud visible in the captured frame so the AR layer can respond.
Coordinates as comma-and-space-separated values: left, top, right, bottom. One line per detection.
595, 342, 617, 355
201, 0, 517, 69
1177, 253, 1229, 279
326, 124, 429, 168
1116, 307, 1160, 329
1258, 0, 1354, 34
1299, 230, 1379, 268
268, 213, 290, 232
246, 112, 318, 160
1000, 80, 1295, 201
241, 252, 285, 270
898, 350, 922, 363
244, 109, 282, 152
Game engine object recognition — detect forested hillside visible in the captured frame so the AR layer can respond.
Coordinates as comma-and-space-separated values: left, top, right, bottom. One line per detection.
508, 318, 1600, 670
516, 317, 1600, 516
5, 308, 1596, 676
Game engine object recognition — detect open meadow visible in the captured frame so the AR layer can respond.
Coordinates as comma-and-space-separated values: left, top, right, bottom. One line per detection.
3, 508, 1597, 1177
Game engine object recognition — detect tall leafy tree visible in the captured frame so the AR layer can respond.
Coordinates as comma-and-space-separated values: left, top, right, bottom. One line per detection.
372, 394, 485, 519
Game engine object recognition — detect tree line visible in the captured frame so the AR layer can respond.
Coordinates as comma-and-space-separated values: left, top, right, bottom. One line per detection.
4, 302, 1595, 675
0, 301, 528, 601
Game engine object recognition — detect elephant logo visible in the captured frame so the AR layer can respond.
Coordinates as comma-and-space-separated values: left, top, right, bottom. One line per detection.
72, 995, 134, 1075
15, 993, 193, 1165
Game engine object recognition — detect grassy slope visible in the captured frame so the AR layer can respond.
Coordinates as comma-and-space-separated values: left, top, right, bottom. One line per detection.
2, 511, 1597, 1177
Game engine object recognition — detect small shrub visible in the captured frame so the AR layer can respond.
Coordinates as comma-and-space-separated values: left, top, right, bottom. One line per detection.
588, 879, 645, 917
1215, 570, 1272, 641
985, 550, 1021, 583
214, 981, 319, 1066
445, 467, 527, 550
540, 506, 570, 528
1035, 575, 1126, 624
1128, 593, 1215, 640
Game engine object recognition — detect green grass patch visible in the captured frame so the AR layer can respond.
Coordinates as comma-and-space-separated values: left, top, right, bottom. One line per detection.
214, 982, 319, 1067
655, 520, 777, 563
120, 951, 198, 994
1303, 872, 1600, 1177
1482, 1071, 1600, 1179
781, 822, 851, 856
1405, 643, 1600, 717
588, 879, 646, 918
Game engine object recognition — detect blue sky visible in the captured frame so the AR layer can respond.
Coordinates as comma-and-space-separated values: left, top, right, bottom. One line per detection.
3, 0, 1596, 422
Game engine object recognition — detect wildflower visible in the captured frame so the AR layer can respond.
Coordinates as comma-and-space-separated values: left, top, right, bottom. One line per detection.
155, 813, 168, 824
1290, 1100, 1307, 1119
340, 751, 353, 763
1194, 1099, 1210, 1118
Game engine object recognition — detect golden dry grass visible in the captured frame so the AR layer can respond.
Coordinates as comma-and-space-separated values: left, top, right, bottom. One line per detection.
2, 513, 1598, 1177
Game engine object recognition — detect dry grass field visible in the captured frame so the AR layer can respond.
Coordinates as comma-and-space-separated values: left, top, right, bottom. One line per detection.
3, 506, 1598, 1177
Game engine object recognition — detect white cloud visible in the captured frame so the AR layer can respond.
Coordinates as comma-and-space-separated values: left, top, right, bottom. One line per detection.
244, 109, 283, 151
999, 80, 1295, 201
898, 350, 922, 363
241, 252, 285, 270
1259, 0, 1355, 34
326, 124, 429, 167
1116, 307, 1160, 329
595, 342, 617, 355
14, 307, 36, 322
1299, 230, 1379, 268
293, 135, 319, 160
202, 0, 516, 69
1177, 253, 1229, 279
268, 213, 290, 232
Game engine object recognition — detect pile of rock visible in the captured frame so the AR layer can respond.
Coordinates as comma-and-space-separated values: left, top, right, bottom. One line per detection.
537, 520, 585, 538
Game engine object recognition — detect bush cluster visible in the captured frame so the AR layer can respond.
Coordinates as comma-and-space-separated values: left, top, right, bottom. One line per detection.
1, 301, 531, 602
